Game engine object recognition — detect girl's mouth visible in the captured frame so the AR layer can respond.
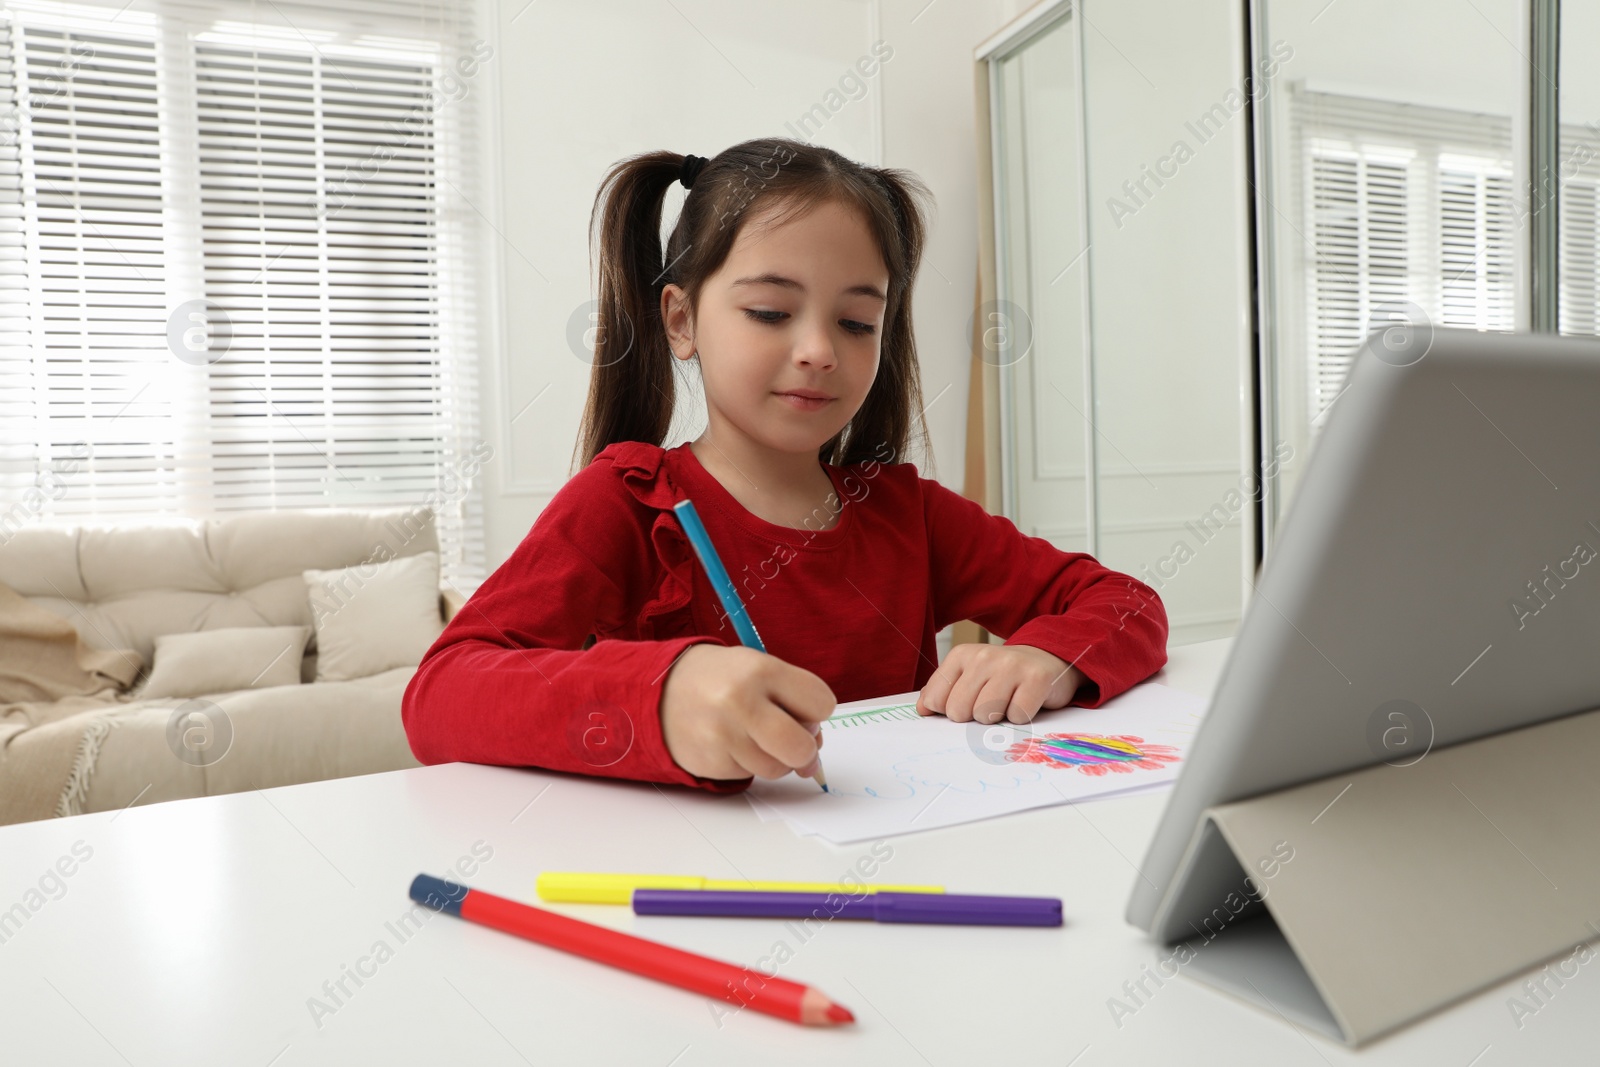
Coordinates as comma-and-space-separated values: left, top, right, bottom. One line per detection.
774, 391, 835, 412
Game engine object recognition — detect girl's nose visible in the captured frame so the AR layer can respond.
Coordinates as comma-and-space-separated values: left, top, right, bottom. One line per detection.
794, 329, 837, 371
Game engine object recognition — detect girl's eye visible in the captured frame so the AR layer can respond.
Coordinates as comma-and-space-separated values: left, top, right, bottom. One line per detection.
743, 308, 876, 336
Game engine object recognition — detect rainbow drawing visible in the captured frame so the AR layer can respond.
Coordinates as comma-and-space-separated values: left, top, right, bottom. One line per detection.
1005, 733, 1181, 776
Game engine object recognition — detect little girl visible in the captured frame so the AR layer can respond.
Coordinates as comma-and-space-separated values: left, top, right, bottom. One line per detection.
402, 138, 1169, 793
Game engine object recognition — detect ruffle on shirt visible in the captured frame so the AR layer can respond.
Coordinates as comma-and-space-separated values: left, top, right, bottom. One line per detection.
599, 442, 699, 638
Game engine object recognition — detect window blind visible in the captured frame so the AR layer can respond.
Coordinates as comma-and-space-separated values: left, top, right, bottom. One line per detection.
4, 18, 176, 516
1560, 174, 1600, 336
0, 20, 45, 511
1292, 87, 1516, 425
195, 44, 446, 508
1439, 154, 1514, 331
1305, 147, 1409, 418
0, 0, 486, 588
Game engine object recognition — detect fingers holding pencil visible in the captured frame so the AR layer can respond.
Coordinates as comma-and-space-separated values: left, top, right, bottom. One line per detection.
798, 722, 828, 790
759, 657, 835, 789
661, 645, 835, 787
746, 698, 829, 778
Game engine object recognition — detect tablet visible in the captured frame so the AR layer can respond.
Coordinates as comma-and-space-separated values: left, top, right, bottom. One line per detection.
1127, 324, 1600, 940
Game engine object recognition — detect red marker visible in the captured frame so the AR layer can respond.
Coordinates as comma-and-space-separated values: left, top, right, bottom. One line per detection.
410, 875, 855, 1027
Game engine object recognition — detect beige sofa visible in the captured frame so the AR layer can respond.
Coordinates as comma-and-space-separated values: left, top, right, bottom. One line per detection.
0, 507, 452, 822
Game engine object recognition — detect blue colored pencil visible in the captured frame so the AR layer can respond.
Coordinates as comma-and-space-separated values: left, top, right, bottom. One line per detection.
672, 498, 828, 792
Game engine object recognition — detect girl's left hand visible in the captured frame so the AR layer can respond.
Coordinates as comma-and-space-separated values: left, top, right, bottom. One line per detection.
915, 644, 1083, 725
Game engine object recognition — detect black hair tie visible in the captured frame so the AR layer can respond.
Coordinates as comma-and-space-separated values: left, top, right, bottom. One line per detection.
678, 153, 709, 189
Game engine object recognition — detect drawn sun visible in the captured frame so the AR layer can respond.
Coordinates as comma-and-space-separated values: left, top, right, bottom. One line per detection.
1005, 733, 1181, 776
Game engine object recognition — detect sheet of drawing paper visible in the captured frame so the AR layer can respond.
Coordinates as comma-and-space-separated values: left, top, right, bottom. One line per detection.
749, 780, 1174, 833
746, 693, 1170, 825
747, 682, 1206, 843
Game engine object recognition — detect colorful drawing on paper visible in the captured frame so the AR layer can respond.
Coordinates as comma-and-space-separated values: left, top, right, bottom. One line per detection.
1004, 733, 1180, 776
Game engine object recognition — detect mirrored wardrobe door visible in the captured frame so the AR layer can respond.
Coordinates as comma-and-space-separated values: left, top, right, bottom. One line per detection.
991, 8, 1093, 558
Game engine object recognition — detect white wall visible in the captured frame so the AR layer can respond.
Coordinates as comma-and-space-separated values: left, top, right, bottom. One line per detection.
478, 0, 1040, 568
1264, 0, 1521, 115
1566, 1, 1600, 124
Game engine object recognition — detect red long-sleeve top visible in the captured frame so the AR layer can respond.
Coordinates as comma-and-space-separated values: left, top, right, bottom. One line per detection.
402, 441, 1169, 794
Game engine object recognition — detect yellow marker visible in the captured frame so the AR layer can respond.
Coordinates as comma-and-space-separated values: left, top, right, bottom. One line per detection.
537, 872, 946, 906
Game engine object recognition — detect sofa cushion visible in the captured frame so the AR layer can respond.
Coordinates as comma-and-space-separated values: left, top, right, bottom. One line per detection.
141, 625, 312, 700
76, 667, 422, 814
0, 507, 437, 665
304, 551, 444, 682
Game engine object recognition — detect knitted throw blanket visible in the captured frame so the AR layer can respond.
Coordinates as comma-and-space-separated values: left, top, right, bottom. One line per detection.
0, 582, 142, 824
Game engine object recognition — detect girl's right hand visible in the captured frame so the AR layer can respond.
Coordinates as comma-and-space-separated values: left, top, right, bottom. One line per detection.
660, 643, 836, 782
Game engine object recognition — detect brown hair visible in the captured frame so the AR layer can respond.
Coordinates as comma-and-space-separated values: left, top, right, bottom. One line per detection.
572, 137, 935, 476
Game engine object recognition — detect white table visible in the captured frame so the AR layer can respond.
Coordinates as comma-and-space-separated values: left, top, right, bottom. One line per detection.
0, 637, 1589, 1065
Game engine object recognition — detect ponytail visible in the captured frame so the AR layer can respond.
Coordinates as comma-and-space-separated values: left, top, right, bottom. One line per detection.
573, 151, 683, 472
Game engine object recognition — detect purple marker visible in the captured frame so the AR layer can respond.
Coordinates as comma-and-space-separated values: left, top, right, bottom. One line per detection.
631, 889, 1062, 927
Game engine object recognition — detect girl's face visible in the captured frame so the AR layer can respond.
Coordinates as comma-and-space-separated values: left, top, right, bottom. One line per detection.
663, 197, 890, 457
